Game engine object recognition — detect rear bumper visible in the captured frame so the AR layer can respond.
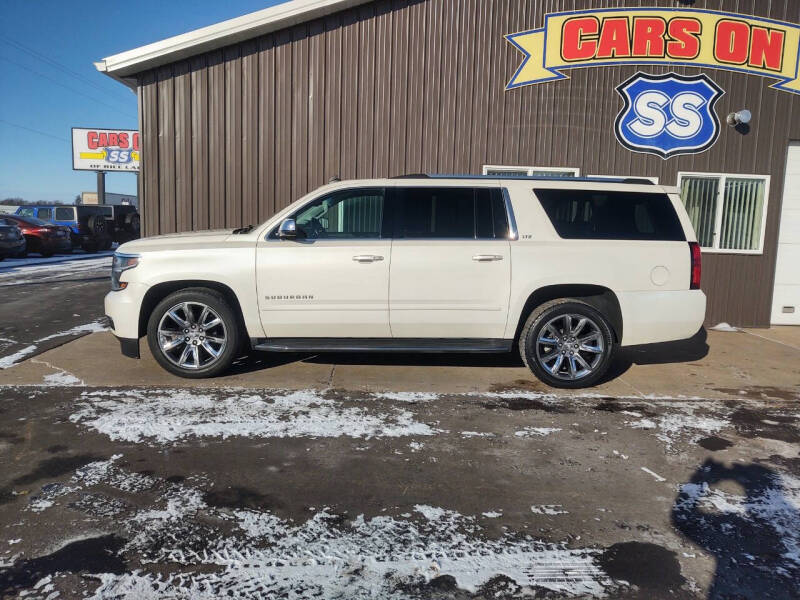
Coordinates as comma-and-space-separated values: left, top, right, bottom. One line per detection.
618, 289, 707, 346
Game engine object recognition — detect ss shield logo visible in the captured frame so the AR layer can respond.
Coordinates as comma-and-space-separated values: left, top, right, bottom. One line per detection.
615, 73, 724, 159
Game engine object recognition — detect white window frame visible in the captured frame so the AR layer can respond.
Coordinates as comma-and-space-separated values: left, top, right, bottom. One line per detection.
482, 165, 580, 177
589, 174, 659, 184
677, 171, 770, 255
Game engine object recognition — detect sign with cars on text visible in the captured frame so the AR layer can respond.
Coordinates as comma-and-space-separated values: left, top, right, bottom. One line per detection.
505, 7, 800, 94
71, 128, 140, 172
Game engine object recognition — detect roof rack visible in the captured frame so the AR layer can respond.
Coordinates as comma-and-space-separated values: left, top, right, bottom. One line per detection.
390, 174, 655, 185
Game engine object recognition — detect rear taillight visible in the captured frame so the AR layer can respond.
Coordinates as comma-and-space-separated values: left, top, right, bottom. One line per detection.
689, 242, 702, 290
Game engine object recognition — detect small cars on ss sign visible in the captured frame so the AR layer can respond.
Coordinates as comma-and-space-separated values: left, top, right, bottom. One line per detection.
105, 175, 706, 388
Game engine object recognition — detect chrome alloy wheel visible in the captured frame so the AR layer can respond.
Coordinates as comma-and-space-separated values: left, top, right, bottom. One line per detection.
535, 313, 605, 381
157, 301, 227, 370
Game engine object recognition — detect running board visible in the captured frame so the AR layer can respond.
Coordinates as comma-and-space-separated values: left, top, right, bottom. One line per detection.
252, 338, 513, 353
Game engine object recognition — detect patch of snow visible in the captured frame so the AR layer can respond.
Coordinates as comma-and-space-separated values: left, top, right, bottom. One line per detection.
36, 320, 108, 342
27, 498, 53, 513
460, 431, 495, 438
630, 418, 657, 429
7, 538, 21, 544
70, 389, 441, 444
530, 505, 568, 515
640, 467, 667, 482
42, 371, 83, 386
515, 427, 562, 437
482, 511, 502, 518
408, 441, 424, 452
0, 345, 37, 369
711, 322, 739, 332
374, 391, 440, 403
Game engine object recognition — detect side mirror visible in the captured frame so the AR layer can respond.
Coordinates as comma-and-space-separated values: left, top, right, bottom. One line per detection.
278, 218, 297, 239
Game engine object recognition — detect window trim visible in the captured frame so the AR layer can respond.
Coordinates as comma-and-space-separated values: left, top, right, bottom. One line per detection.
482, 165, 581, 177
677, 171, 770, 255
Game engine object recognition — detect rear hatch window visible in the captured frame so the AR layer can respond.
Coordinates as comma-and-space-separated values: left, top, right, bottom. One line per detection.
534, 189, 685, 241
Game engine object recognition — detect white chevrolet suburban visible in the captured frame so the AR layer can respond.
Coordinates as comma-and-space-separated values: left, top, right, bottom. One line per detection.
105, 176, 706, 388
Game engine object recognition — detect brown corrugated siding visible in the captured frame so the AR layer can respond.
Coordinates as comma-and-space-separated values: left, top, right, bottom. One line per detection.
135, 0, 800, 327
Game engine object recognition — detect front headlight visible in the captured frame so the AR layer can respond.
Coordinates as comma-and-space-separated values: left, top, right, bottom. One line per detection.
111, 253, 140, 291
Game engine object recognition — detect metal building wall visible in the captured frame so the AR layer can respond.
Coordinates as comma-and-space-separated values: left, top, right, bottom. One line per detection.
135, 0, 800, 327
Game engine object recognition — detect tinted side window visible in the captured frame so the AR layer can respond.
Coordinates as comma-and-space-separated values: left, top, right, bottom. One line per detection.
55, 207, 75, 220
38, 208, 53, 220
535, 189, 685, 241
475, 188, 510, 239
393, 187, 507, 239
394, 187, 474, 238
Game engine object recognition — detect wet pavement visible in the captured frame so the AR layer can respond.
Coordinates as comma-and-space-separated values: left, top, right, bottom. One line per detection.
0, 385, 798, 599
0, 259, 799, 598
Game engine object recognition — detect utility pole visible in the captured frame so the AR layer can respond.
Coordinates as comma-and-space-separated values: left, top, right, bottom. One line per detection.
97, 171, 106, 205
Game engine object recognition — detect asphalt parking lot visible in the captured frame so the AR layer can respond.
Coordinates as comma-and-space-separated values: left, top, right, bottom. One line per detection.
0, 256, 799, 599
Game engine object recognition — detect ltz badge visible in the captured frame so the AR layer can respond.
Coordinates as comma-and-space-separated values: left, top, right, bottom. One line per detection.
614, 72, 724, 159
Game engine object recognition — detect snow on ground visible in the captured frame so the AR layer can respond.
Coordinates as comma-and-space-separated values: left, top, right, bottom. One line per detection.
0, 345, 36, 369
0, 319, 108, 370
0, 255, 111, 287
626, 402, 730, 450
30, 457, 610, 599
0, 251, 114, 271
515, 427, 562, 437
70, 389, 442, 443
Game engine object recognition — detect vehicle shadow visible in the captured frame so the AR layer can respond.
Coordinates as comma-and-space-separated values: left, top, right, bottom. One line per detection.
235, 328, 709, 384
599, 327, 709, 384
672, 458, 800, 599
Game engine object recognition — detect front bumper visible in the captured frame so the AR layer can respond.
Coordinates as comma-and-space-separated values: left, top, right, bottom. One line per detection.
105, 281, 148, 341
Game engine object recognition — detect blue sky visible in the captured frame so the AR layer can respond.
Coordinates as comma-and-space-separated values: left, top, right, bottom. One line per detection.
0, 0, 285, 203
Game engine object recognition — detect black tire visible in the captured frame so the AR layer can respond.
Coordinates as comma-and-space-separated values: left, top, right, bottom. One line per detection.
88, 214, 106, 236
41, 250, 54, 258
519, 298, 615, 389
147, 288, 242, 379
83, 241, 99, 253
124, 212, 141, 234
101, 237, 112, 251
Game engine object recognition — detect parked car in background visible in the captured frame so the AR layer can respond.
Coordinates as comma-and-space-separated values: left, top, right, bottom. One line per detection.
0, 218, 26, 260
2, 214, 72, 257
105, 175, 706, 387
16, 205, 113, 252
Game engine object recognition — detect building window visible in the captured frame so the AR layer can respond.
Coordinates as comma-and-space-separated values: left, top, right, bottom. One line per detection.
677, 173, 770, 254
483, 165, 580, 178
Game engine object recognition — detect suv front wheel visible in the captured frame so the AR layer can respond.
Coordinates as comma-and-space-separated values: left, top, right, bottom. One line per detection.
147, 288, 241, 378
519, 299, 615, 389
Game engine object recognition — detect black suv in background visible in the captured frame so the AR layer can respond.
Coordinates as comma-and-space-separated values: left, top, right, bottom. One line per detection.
15, 204, 140, 251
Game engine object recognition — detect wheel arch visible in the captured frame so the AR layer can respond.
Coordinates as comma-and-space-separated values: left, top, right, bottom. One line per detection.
513, 284, 623, 344
138, 280, 247, 338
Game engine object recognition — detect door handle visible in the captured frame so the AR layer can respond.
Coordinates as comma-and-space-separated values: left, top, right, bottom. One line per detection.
352, 255, 384, 263
472, 254, 504, 262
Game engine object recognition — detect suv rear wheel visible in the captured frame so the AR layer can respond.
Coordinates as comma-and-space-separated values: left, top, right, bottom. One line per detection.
147, 288, 241, 378
519, 299, 615, 389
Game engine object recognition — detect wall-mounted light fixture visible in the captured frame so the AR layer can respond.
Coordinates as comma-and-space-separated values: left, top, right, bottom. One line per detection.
726, 109, 752, 127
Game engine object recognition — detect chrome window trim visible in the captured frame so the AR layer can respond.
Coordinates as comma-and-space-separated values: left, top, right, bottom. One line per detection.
503, 188, 519, 240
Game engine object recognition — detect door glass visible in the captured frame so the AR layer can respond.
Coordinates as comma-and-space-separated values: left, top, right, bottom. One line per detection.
475, 188, 509, 239
290, 188, 384, 240
17, 208, 34, 217
38, 208, 53, 220
55, 207, 75, 220
395, 187, 475, 238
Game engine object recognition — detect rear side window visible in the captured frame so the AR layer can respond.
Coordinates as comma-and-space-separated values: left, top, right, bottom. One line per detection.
393, 187, 508, 239
55, 207, 74, 220
534, 189, 685, 241
38, 208, 53, 220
